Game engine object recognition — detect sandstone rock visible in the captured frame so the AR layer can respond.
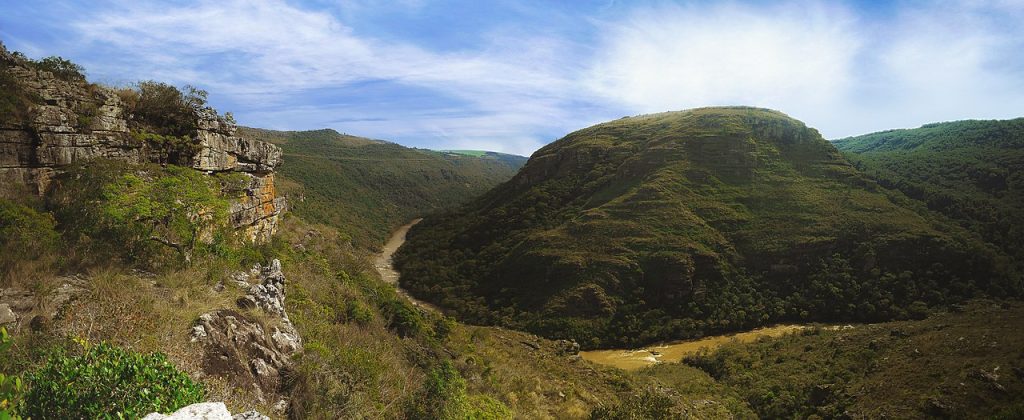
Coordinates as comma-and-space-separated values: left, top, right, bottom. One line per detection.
142, 402, 232, 420
0, 304, 16, 325
0, 44, 285, 243
191, 260, 300, 400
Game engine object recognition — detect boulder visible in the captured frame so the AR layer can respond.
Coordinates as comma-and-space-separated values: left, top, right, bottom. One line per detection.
191, 260, 300, 400
142, 402, 269, 420
0, 304, 15, 325
142, 402, 232, 420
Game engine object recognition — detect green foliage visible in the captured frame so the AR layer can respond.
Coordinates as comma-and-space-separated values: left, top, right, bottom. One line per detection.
130, 130, 201, 164
238, 127, 526, 248
381, 299, 426, 338
0, 199, 60, 277
29, 56, 86, 82
396, 107, 1017, 348
99, 164, 228, 262
834, 118, 1024, 263
124, 81, 208, 138
0, 328, 25, 420
49, 161, 233, 269
407, 361, 511, 420
22, 341, 204, 419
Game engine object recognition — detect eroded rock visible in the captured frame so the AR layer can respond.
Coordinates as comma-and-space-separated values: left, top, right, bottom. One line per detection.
191, 260, 300, 401
0, 43, 284, 243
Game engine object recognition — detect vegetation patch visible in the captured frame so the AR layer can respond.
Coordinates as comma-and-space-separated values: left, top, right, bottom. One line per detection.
396, 107, 1020, 348
21, 341, 204, 419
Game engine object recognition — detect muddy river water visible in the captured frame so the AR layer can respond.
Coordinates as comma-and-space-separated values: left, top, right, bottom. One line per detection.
580, 324, 810, 370
374, 218, 440, 312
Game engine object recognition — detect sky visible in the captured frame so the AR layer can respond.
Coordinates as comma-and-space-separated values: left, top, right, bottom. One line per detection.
1, 0, 1022, 156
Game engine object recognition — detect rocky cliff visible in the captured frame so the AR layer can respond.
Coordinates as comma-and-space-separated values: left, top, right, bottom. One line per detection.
0, 43, 284, 243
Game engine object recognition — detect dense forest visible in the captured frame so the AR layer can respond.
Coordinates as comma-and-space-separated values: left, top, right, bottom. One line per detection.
834, 119, 1024, 265
239, 127, 527, 248
396, 107, 1021, 348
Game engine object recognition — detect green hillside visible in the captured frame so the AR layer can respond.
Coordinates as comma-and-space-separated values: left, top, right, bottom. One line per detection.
439, 150, 529, 168
239, 127, 527, 249
396, 107, 1020, 348
833, 119, 1024, 262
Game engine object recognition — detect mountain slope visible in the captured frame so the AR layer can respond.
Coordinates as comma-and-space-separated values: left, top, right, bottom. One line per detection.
238, 127, 526, 249
833, 119, 1024, 262
396, 107, 1019, 348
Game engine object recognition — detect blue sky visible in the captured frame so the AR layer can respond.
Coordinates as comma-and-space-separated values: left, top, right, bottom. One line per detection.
2, 0, 1022, 156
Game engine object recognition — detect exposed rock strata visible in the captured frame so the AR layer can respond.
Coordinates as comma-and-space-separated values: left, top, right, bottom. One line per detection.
0, 43, 284, 242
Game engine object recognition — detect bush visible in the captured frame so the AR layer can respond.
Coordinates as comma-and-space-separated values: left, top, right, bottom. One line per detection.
0, 199, 60, 278
381, 299, 425, 338
0, 328, 25, 420
129, 81, 207, 138
406, 361, 511, 419
30, 56, 86, 82
22, 341, 204, 419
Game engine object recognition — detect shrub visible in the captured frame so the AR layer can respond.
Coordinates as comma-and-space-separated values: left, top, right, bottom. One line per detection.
381, 299, 425, 338
22, 341, 204, 419
406, 361, 512, 420
0, 199, 60, 279
0, 328, 25, 420
30, 56, 86, 82
130, 81, 207, 138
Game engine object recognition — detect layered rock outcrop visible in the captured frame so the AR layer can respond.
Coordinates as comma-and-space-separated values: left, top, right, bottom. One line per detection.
0, 43, 284, 242
191, 260, 301, 406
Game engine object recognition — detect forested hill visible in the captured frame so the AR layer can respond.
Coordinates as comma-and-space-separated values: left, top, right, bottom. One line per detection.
238, 127, 527, 249
833, 119, 1024, 262
396, 107, 1020, 348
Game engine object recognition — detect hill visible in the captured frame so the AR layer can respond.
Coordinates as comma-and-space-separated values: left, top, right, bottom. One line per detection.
237, 127, 527, 249
833, 119, 1024, 262
395, 107, 1020, 348
667, 299, 1024, 418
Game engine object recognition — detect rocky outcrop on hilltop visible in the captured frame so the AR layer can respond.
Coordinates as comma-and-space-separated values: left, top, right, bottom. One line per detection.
0, 43, 284, 242
191, 260, 300, 408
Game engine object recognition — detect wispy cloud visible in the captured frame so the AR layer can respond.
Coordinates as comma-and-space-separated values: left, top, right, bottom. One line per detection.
584, 0, 1024, 139
4, 0, 1022, 154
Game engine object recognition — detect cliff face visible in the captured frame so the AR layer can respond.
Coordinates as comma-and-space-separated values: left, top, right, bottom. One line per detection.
0, 45, 284, 243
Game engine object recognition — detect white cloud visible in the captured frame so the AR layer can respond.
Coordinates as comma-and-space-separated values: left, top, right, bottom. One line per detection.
70, 0, 584, 156
57, 0, 1024, 153
584, 0, 1024, 139
585, 2, 861, 114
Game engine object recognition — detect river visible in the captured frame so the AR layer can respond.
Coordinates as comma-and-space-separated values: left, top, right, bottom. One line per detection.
373, 218, 440, 312
580, 324, 811, 370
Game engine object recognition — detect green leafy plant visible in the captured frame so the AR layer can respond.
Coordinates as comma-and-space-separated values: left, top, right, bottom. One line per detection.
30, 56, 86, 82
407, 361, 511, 420
0, 328, 25, 420
22, 341, 204, 419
